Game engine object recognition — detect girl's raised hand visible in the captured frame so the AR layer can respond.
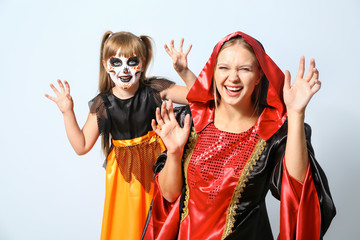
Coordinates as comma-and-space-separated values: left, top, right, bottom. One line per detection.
283, 56, 321, 115
151, 100, 191, 155
45, 79, 74, 114
164, 38, 192, 74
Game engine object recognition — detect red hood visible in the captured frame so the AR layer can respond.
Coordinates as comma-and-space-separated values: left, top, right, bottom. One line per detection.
187, 31, 287, 141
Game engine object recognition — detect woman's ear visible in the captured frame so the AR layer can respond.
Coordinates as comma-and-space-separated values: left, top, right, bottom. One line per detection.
256, 70, 264, 85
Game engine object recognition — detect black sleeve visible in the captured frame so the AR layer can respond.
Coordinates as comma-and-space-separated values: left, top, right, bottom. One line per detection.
88, 94, 111, 138
269, 121, 336, 236
146, 77, 175, 107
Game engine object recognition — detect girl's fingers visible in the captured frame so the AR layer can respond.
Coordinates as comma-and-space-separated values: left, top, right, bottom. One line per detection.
64, 80, 71, 94
44, 93, 56, 102
185, 44, 192, 56
50, 83, 60, 95
164, 44, 171, 55
170, 40, 175, 51
179, 38, 184, 52
57, 79, 65, 93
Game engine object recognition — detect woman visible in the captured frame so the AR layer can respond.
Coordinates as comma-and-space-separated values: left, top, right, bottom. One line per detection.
143, 31, 335, 239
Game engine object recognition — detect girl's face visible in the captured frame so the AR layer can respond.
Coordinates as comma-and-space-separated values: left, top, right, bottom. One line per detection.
105, 49, 142, 89
214, 44, 262, 109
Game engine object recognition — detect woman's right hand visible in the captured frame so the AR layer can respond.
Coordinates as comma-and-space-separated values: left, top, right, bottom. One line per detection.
151, 100, 191, 155
45, 79, 74, 114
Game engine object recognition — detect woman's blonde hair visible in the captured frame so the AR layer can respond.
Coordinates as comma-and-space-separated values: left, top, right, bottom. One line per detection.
213, 36, 263, 115
98, 31, 154, 154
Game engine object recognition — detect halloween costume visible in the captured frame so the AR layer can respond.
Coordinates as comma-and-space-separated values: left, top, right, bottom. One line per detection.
89, 79, 172, 240
143, 32, 335, 239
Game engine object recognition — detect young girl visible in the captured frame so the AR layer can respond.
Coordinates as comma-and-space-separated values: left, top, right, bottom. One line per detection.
143, 31, 336, 239
45, 31, 195, 240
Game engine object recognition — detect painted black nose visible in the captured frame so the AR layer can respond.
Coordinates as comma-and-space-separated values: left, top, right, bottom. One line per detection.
123, 67, 129, 74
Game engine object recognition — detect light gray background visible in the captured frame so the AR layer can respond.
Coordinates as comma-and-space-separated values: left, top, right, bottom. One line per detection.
1, 0, 359, 239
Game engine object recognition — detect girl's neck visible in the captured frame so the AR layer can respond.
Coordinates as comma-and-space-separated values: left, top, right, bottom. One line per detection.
111, 81, 140, 100
214, 101, 259, 133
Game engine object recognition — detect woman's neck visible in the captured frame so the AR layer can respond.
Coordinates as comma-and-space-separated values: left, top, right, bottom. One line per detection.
214, 101, 259, 133
111, 81, 140, 100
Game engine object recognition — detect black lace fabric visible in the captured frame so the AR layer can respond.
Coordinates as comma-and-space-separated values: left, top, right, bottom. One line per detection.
88, 95, 111, 139
146, 77, 175, 106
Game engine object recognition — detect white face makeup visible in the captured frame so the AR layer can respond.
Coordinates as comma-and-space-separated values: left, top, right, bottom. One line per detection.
106, 51, 142, 89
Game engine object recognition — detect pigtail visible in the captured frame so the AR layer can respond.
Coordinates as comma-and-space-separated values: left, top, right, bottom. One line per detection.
139, 35, 154, 82
99, 31, 115, 93
99, 31, 113, 156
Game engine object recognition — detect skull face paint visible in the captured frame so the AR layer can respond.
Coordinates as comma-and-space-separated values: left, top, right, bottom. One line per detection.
106, 52, 142, 89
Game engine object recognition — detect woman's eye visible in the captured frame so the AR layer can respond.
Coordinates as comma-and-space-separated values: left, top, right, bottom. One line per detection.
127, 57, 140, 66
241, 68, 250, 71
110, 58, 122, 67
218, 66, 228, 70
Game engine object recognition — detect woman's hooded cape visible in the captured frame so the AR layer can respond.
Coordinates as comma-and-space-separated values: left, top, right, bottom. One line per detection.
143, 31, 335, 240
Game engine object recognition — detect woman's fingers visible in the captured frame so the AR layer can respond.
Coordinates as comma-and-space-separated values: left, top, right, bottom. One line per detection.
151, 119, 161, 134
168, 100, 176, 121
155, 107, 164, 126
284, 70, 291, 91
161, 101, 170, 122
308, 67, 319, 88
296, 56, 306, 80
304, 58, 316, 82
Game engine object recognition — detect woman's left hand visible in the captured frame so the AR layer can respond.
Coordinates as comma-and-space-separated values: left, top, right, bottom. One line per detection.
283, 56, 321, 114
164, 38, 192, 74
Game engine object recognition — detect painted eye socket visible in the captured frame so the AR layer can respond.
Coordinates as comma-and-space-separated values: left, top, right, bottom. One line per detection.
127, 57, 140, 67
110, 57, 122, 67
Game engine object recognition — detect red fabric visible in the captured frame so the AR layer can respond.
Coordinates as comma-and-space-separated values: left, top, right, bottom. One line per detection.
143, 176, 181, 240
187, 31, 287, 141
279, 158, 321, 239
177, 123, 258, 239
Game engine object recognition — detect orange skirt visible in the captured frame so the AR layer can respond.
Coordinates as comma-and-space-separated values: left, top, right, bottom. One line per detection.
100, 131, 165, 240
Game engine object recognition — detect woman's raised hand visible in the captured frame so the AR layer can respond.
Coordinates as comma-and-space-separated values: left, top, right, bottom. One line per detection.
151, 100, 191, 155
164, 38, 192, 74
283, 56, 321, 115
45, 79, 74, 114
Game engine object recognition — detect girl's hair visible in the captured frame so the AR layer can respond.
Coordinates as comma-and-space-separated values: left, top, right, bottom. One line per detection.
98, 31, 154, 154
213, 36, 268, 116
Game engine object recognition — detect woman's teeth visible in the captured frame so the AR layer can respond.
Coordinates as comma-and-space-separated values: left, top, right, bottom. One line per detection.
225, 86, 241, 92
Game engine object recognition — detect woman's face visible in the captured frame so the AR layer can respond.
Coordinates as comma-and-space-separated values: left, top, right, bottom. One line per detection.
104, 49, 142, 89
214, 44, 262, 109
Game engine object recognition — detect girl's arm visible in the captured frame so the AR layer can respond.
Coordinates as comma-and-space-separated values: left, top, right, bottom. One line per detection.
45, 79, 99, 155
151, 100, 191, 202
160, 39, 197, 105
283, 57, 321, 182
